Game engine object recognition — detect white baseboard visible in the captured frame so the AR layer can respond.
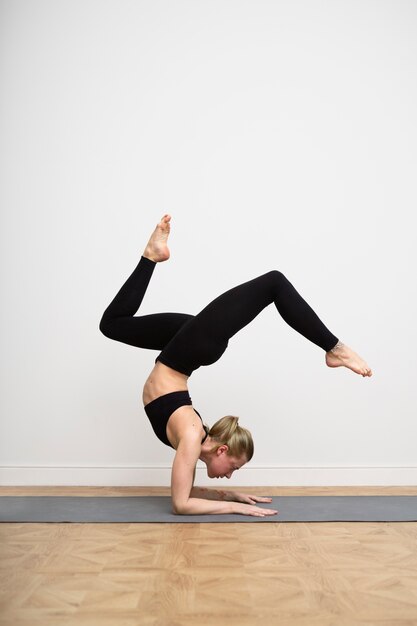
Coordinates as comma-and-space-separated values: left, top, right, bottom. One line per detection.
1, 465, 416, 486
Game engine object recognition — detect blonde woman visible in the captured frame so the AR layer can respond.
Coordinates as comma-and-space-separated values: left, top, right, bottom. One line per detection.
100, 215, 372, 517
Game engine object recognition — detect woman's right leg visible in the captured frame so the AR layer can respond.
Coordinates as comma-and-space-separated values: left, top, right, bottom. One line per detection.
99, 256, 193, 350
99, 215, 193, 351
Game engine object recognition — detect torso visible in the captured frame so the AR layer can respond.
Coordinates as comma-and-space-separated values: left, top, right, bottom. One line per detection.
142, 361, 189, 405
143, 362, 206, 449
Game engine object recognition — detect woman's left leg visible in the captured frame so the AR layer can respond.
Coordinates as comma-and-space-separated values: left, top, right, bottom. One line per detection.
157, 270, 339, 375
202, 270, 372, 376
196, 270, 339, 350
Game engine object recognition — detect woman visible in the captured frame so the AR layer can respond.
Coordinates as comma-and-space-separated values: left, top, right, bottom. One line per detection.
100, 215, 372, 517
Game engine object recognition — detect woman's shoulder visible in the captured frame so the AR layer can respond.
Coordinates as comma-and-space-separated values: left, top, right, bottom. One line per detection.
167, 405, 206, 449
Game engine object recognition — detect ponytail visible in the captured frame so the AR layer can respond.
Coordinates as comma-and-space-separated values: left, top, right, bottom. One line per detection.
207, 415, 254, 461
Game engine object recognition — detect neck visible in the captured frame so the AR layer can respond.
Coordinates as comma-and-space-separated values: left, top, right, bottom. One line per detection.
198, 437, 214, 463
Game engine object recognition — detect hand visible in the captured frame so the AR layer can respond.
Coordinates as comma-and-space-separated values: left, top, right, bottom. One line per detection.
228, 491, 274, 506
231, 501, 278, 517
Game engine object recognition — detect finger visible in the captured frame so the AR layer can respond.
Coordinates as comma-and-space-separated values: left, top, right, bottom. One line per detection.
246, 509, 263, 517
258, 496, 272, 500
246, 504, 278, 515
251, 508, 277, 517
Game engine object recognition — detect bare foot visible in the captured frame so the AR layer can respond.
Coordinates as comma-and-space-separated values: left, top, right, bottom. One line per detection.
325, 341, 373, 377
143, 214, 171, 262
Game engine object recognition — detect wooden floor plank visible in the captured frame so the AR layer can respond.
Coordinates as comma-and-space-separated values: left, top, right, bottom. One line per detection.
1, 486, 417, 626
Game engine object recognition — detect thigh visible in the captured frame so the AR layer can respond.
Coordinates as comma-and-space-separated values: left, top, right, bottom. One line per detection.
156, 273, 275, 375
194, 272, 275, 340
100, 312, 194, 350
156, 315, 229, 375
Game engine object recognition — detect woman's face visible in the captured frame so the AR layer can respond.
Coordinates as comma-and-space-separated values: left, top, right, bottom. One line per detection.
206, 445, 246, 479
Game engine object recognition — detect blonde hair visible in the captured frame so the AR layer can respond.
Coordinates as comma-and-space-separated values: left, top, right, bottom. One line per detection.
207, 415, 254, 461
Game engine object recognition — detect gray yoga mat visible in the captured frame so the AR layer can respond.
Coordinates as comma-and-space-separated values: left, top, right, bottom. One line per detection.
1, 496, 417, 522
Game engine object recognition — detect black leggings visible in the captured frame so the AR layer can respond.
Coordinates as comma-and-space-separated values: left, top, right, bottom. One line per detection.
100, 257, 339, 376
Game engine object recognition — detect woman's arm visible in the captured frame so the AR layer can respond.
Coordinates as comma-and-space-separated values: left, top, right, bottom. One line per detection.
189, 486, 231, 501
170, 437, 277, 517
190, 486, 273, 505
170, 436, 235, 515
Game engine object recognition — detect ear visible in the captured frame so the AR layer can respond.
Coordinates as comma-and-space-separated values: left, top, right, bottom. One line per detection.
217, 444, 229, 455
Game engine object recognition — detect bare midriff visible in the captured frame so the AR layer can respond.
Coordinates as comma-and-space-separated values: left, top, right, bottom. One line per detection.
142, 361, 189, 406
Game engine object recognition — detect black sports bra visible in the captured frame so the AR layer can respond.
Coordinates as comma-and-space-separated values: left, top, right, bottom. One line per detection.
144, 390, 209, 449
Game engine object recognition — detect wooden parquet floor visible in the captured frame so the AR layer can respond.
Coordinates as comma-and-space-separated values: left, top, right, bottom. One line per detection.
1, 486, 417, 626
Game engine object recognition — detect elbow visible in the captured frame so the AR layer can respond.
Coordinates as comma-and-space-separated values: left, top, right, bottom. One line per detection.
171, 499, 188, 516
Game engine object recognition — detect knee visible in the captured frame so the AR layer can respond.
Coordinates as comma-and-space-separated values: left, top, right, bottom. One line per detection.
99, 315, 113, 339
267, 270, 287, 283
265, 270, 290, 294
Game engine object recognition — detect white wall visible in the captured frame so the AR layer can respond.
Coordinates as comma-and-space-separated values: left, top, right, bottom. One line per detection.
1, 0, 416, 486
